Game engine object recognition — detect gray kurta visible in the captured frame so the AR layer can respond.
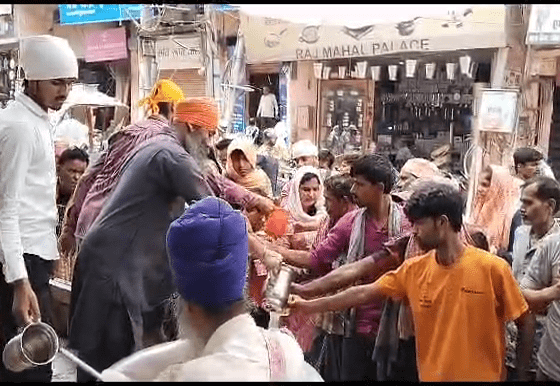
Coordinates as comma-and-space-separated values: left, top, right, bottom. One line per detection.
68, 133, 212, 373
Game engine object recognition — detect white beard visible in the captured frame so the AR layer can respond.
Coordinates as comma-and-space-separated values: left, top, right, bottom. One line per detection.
176, 299, 206, 353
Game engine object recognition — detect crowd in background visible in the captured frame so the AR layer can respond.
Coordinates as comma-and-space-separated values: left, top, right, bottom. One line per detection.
2, 33, 560, 383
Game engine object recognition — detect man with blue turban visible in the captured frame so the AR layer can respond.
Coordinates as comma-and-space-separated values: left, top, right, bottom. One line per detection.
101, 197, 323, 382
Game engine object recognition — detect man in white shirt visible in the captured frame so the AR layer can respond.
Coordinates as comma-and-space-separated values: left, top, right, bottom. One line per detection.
257, 86, 278, 131
0, 35, 78, 382
101, 197, 322, 382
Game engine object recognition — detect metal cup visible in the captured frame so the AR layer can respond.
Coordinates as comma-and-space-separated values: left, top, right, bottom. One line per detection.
3, 322, 59, 373
264, 264, 296, 313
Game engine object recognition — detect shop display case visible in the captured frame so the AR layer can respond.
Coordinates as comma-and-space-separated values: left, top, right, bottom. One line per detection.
318, 79, 373, 156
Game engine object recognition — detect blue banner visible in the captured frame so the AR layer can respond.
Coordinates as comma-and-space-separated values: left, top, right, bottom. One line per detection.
59, 4, 144, 25
232, 92, 246, 134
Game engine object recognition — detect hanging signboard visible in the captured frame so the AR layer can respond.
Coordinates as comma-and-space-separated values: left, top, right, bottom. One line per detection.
155, 36, 202, 70
59, 4, 144, 25
85, 27, 128, 63
232, 93, 246, 134
477, 89, 519, 133
526, 5, 560, 45
239, 5, 506, 64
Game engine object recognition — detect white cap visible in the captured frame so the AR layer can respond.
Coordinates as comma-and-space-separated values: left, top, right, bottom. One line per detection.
21, 35, 78, 81
292, 139, 318, 159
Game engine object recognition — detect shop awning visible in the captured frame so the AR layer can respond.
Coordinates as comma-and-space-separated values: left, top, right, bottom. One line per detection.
236, 4, 507, 64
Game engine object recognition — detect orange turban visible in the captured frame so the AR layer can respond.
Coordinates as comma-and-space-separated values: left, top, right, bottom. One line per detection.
138, 79, 185, 115
175, 97, 219, 131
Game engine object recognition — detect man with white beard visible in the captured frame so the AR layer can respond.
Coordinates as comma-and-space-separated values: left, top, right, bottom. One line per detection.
101, 197, 323, 382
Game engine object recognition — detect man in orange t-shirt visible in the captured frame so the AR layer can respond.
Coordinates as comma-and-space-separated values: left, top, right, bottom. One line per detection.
290, 182, 533, 382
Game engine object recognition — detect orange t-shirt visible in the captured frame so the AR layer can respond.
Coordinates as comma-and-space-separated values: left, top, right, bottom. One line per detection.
377, 245, 528, 382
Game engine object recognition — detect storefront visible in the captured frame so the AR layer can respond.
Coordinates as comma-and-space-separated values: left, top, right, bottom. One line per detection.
0, 5, 18, 107
239, 5, 507, 170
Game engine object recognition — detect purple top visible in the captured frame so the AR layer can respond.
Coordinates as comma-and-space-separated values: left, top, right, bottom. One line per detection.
310, 207, 406, 338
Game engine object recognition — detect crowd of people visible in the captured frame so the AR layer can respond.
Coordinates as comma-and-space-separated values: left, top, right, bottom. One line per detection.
1, 34, 560, 382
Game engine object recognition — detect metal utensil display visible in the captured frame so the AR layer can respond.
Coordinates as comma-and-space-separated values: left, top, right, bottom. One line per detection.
3, 322, 103, 381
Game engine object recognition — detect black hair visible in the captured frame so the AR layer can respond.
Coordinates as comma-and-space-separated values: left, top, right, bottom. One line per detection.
319, 149, 335, 169
324, 173, 355, 204
523, 176, 560, 214
513, 147, 543, 170
157, 101, 173, 118
350, 153, 394, 194
300, 172, 320, 186
58, 146, 89, 166
215, 138, 233, 151
405, 182, 463, 232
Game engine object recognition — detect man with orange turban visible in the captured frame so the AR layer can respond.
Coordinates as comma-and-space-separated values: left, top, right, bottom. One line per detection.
172, 97, 275, 216
59, 79, 185, 266
67, 89, 217, 382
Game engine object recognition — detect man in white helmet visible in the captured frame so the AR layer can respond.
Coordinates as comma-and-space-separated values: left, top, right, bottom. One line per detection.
0, 35, 77, 382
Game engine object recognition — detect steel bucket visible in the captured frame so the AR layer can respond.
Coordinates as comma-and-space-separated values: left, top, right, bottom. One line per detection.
2, 322, 59, 373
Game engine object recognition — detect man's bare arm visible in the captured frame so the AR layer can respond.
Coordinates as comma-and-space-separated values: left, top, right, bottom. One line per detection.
291, 237, 408, 298
521, 281, 560, 312
515, 310, 535, 382
292, 257, 377, 298
266, 243, 312, 269
288, 282, 387, 315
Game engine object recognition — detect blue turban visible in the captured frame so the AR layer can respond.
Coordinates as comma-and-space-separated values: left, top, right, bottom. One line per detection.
166, 197, 248, 309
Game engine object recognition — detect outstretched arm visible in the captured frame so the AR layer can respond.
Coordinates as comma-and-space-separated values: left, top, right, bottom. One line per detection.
291, 256, 377, 298
289, 281, 387, 315
292, 236, 409, 298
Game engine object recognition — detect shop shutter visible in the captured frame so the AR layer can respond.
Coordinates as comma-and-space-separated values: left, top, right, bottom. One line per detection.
158, 68, 207, 98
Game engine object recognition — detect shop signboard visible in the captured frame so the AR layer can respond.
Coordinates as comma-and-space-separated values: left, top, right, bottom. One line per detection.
232, 93, 246, 134
59, 4, 144, 25
526, 5, 560, 45
477, 89, 519, 134
239, 5, 506, 64
85, 27, 128, 63
155, 36, 202, 70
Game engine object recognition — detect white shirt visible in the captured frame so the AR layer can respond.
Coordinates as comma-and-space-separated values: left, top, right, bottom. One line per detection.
0, 92, 59, 283
101, 314, 323, 382
257, 93, 278, 118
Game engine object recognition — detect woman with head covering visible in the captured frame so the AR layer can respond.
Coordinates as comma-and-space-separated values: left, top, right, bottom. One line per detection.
470, 164, 523, 254
281, 166, 328, 251
226, 137, 273, 198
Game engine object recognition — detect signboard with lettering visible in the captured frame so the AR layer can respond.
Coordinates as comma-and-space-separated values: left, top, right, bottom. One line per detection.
85, 27, 128, 63
527, 5, 560, 45
59, 4, 143, 26
232, 93, 246, 134
155, 36, 202, 70
239, 5, 506, 63
478, 89, 519, 133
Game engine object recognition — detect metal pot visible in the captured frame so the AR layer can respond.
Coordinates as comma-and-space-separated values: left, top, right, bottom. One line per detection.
3, 322, 59, 373
264, 263, 296, 313
2, 322, 103, 381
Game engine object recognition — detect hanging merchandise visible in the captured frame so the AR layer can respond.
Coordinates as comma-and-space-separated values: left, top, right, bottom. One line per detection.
388, 64, 398, 81
371, 65, 381, 81
459, 55, 471, 76
425, 62, 436, 79
338, 65, 347, 79
446, 62, 457, 80
322, 66, 331, 79
313, 62, 323, 79
356, 61, 367, 78
406, 59, 417, 78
